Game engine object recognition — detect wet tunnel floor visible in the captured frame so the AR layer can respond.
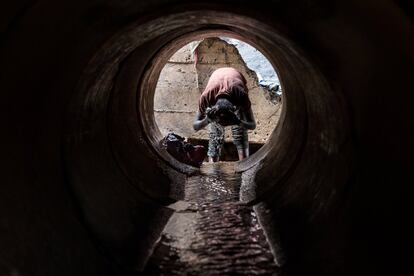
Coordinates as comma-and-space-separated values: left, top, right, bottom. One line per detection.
144, 162, 278, 275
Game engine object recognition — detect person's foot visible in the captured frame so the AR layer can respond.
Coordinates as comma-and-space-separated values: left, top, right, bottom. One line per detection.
237, 149, 249, 160
208, 156, 220, 163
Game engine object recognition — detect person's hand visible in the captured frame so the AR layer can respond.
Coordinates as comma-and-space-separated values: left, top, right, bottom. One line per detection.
206, 107, 217, 122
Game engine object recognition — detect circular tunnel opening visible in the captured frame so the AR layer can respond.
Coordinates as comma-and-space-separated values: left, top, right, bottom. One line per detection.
66, 9, 350, 272
152, 35, 283, 166
135, 23, 304, 179
67, 9, 347, 213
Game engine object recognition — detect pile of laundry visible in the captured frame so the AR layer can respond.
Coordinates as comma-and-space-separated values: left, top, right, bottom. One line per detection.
160, 133, 206, 167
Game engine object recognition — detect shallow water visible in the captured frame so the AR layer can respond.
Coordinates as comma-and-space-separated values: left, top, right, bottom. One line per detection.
144, 162, 278, 275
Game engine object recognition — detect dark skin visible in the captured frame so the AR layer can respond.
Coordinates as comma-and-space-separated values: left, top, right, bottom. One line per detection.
193, 103, 256, 162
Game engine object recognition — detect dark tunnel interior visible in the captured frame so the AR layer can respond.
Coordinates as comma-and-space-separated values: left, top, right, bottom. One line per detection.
1, 1, 414, 275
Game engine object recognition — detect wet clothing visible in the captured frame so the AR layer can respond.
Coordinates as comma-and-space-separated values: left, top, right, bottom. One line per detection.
198, 67, 251, 115
161, 133, 206, 167
207, 109, 249, 158
207, 122, 225, 158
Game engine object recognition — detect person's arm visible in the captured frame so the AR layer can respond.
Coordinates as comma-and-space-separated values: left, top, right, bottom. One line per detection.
193, 110, 211, 131
237, 106, 256, 130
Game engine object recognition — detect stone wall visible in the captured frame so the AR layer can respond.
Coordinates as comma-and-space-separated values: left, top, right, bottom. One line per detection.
154, 38, 282, 144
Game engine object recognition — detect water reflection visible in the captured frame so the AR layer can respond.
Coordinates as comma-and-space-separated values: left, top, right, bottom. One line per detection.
144, 162, 278, 275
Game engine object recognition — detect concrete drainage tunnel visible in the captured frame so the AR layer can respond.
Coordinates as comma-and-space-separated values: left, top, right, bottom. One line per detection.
1, 1, 414, 276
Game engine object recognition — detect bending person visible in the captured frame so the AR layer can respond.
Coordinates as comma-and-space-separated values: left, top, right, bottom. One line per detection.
193, 67, 256, 162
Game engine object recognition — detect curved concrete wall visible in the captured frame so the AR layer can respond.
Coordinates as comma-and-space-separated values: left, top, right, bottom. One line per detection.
1, 1, 413, 275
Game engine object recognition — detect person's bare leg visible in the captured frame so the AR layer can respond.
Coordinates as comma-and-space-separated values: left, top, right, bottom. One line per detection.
237, 148, 249, 160
209, 156, 220, 162
231, 119, 249, 161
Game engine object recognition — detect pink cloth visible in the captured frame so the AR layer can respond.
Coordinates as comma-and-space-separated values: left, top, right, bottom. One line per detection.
198, 67, 251, 114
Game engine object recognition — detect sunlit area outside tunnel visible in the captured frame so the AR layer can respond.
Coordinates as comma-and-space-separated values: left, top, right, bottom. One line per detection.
154, 37, 282, 165
146, 37, 283, 274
